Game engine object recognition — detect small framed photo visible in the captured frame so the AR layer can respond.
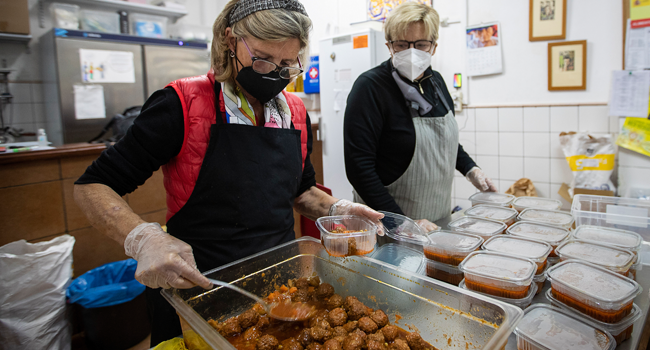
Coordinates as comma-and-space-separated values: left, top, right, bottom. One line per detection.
529, 0, 566, 41
548, 40, 587, 91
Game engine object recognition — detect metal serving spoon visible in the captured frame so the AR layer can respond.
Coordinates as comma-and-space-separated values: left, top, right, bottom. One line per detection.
207, 278, 317, 322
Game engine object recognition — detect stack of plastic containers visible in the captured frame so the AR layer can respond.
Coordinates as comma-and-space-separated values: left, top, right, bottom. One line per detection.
512, 196, 562, 212
316, 215, 378, 257
482, 236, 552, 295
459, 251, 537, 308
507, 221, 570, 264
555, 240, 636, 276
517, 208, 575, 229
468, 192, 515, 207
447, 216, 507, 240
423, 231, 483, 285
546, 260, 643, 345
464, 205, 518, 226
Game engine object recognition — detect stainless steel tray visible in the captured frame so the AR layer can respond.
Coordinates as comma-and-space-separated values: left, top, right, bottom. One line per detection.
162, 237, 522, 350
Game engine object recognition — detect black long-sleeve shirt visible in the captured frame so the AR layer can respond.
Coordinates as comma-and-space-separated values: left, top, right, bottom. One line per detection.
76, 87, 317, 199
344, 59, 477, 215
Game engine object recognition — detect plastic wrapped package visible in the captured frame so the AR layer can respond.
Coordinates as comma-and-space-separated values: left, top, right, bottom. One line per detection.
512, 196, 562, 212
50, 3, 79, 29
448, 216, 507, 240
459, 279, 537, 309
423, 230, 483, 266
482, 235, 552, 275
464, 204, 518, 226
468, 192, 515, 207
546, 260, 642, 323
517, 208, 574, 229
459, 251, 536, 299
131, 13, 168, 38
555, 240, 636, 276
425, 258, 464, 285
515, 304, 615, 350
507, 221, 570, 257
80, 9, 120, 33
572, 225, 643, 253
559, 132, 617, 194
316, 215, 377, 257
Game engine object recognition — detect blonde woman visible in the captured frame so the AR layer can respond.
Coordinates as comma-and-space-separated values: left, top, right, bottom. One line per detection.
73, 0, 382, 343
344, 3, 496, 229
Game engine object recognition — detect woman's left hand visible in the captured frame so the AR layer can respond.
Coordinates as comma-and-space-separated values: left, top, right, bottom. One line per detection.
466, 167, 498, 192
330, 199, 385, 235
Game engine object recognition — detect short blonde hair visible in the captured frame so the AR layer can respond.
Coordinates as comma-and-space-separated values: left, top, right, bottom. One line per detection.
211, 0, 312, 82
384, 2, 439, 43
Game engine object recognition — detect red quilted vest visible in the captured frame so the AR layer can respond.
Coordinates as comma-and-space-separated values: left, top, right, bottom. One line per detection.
162, 71, 309, 221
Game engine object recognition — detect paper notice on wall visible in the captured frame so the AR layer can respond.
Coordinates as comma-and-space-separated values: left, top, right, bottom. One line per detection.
74, 85, 106, 120
79, 49, 135, 83
609, 70, 650, 118
625, 19, 650, 70
466, 22, 503, 77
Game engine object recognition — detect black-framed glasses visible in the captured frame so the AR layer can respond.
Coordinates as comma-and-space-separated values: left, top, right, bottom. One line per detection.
241, 38, 303, 79
389, 40, 434, 53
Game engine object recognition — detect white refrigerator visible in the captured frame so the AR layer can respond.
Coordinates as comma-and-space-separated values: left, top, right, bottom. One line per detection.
319, 28, 391, 200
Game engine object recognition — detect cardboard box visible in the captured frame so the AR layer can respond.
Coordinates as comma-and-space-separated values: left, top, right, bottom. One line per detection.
558, 183, 614, 204
0, 0, 30, 35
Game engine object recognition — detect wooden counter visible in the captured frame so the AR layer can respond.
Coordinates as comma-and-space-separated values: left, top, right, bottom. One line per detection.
0, 143, 167, 276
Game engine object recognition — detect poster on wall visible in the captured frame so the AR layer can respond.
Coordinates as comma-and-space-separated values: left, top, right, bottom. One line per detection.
625, 19, 650, 70
529, 0, 566, 41
367, 0, 432, 22
631, 0, 650, 29
548, 40, 587, 91
609, 70, 650, 118
78, 49, 135, 83
466, 22, 503, 77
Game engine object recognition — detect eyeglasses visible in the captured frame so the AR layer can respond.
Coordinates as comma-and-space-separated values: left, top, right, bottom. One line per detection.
240, 38, 303, 79
389, 40, 434, 53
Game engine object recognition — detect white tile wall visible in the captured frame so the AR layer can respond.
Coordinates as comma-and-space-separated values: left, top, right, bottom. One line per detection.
534, 182, 552, 198
476, 132, 499, 155
499, 156, 524, 181
457, 108, 475, 132
498, 107, 523, 132
499, 133, 524, 156
524, 158, 551, 183
475, 155, 500, 179
523, 107, 550, 132
524, 133, 551, 158
475, 108, 499, 131
550, 158, 574, 184
578, 106, 609, 133
458, 132, 476, 155
549, 133, 565, 158
550, 106, 579, 132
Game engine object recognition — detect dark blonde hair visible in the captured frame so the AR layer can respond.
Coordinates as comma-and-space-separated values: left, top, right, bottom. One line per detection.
384, 2, 440, 42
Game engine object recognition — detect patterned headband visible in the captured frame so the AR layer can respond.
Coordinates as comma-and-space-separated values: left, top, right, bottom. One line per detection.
229, 0, 309, 26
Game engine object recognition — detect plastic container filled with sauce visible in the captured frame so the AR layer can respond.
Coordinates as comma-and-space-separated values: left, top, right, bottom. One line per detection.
459, 279, 537, 309
425, 258, 464, 286
423, 230, 483, 266
369, 243, 424, 274
546, 260, 642, 323
459, 251, 536, 299
482, 235, 552, 275
468, 192, 515, 207
448, 217, 507, 240
518, 208, 575, 229
512, 196, 562, 212
630, 257, 642, 281
572, 225, 643, 254
465, 205, 518, 226
556, 240, 636, 276
515, 304, 615, 350
507, 221, 570, 257
546, 289, 642, 346
316, 215, 377, 257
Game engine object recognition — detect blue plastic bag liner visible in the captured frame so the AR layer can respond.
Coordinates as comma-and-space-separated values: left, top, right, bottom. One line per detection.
67, 259, 145, 309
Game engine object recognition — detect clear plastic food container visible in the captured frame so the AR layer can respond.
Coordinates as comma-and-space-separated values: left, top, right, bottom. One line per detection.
546, 289, 642, 346
459, 251, 536, 299
512, 196, 562, 212
465, 205, 518, 226
379, 211, 431, 247
556, 240, 636, 275
482, 235, 552, 275
507, 222, 570, 257
546, 260, 642, 323
515, 304, 615, 350
80, 9, 120, 34
423, 230, 483, 266
369, 243, 424, 273
533, 264, 549, 295
316, 215, 377, 257
425, 258, 464, 286
459, 279, 537, 309
448, 217, 507, 240
572, 225, 643, 253
630, 257, 642, 281
469, 192, 515, 207
518, 208, 575, 229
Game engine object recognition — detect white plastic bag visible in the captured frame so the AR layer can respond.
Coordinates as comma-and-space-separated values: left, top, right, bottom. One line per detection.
0, 235, 75, 350
559, 132, 617, 195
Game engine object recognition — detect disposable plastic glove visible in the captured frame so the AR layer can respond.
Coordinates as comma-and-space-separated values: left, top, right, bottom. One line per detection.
415, 219, 439, 232
466, 166, 498, 192
329, 199, 385, 235
124, 222, 212, 290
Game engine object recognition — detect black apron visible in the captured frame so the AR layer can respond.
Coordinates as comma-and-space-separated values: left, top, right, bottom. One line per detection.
147, 83, 303, 345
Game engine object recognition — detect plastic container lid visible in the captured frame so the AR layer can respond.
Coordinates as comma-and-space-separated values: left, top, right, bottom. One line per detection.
468, 192, 515, 206
464, 205, 518, 223
482, 235, 552, 264
572, 225, 643, 252
316, 215, 378, 257
512, 196, 562, 211
556, 240, 636, 274
515, 304, 615, 350
518, 208, 575, 228
448, 217, 506, 239
459, 279, 537, 309
369, 243, 424, 273
507, 221, 570, 246
546, 260, 642, 311
379, 211, 431, 246
459, 251, 536, 286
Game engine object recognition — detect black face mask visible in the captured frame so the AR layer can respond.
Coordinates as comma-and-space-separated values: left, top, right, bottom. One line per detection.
235, 55, 290, 104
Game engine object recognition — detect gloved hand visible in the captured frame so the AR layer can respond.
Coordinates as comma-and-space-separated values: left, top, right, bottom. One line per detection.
124, 222, 212, 290
330, 199, 385, 235
466, 167, 498, 192
415, 219, 439, 232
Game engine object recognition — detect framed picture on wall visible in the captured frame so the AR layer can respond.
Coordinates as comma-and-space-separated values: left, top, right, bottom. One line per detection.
529, 0, 566, 41
548, 40, 587, 91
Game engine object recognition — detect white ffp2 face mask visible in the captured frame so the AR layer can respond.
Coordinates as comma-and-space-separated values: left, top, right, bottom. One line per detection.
392, 48, 432, 81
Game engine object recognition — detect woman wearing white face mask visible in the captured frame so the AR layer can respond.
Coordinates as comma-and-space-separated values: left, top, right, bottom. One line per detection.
344, 2, 497, 229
